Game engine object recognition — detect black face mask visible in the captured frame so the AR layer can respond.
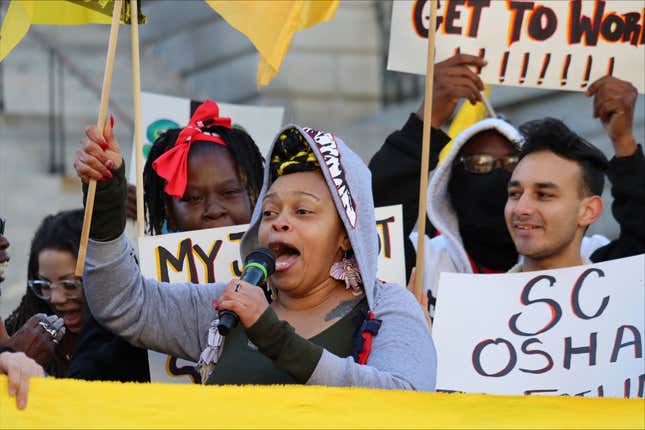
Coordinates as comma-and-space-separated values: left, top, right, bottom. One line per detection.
448, 168, 517, 270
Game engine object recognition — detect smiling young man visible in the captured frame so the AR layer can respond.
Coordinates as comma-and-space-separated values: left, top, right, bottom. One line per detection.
505, 76, 645, 272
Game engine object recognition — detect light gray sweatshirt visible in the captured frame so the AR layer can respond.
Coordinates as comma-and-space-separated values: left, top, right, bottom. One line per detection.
84, 124, 437, 391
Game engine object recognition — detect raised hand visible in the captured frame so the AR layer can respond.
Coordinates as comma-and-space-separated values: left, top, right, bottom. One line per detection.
74, 115, 123, 183
586, 76, 638, 157
417, 54, 487, 128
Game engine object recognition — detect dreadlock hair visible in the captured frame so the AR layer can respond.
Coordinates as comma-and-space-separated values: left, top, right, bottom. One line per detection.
270, 127, 320, 180
143, 125, 265, 235
519, 118, 608, 197
4, 209, 84, 335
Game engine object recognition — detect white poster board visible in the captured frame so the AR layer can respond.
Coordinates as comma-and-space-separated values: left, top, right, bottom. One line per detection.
432, 254, 645, 398
128, 92, 284, 183
388, 0, 645, 93
137, 205, 406, 383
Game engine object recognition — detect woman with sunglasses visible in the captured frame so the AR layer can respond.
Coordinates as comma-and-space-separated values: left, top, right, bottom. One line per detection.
369, 54, 529, 320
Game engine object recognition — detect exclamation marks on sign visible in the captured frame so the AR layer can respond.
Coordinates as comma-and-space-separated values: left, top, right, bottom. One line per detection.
537, 53, 551, 85
519, 53, 530, 84
499, 51, 510, 83
607, 57, 615, 77
580, 55, 593, 89
454, 47, 461, 56
561, 54, 572, 86
476, 48, 485, 75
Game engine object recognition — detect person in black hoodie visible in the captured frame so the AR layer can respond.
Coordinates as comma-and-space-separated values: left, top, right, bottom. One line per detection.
370, 54, 487, 279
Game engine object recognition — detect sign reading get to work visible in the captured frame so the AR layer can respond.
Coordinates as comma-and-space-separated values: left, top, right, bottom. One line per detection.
432, 254, 645, 398
388, 0, 645, 93
137, 205, 406, 384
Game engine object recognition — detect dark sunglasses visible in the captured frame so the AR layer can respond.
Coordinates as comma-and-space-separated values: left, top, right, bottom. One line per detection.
456, 153, 519, 174
28, 278, 83, 301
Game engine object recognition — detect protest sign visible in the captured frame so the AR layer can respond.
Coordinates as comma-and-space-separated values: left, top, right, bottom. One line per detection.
432, 254, 645, 398
137, 205, 406, 383
388, 0, 645, 93
127, 91, 284, 183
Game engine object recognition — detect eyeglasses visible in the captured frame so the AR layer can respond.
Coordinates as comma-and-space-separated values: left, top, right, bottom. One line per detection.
28, 278, 83, 301
0, 218, 5, 235
456, 153, 519, 174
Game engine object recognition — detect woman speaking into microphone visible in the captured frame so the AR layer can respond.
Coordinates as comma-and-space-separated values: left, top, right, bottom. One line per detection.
75, 124, 437, 390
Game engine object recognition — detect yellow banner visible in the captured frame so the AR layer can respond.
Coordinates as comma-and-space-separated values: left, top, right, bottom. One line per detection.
1, 376, 643, 429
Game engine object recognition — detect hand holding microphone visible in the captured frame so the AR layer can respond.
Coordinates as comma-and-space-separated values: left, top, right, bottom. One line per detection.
217, 248, 275, 336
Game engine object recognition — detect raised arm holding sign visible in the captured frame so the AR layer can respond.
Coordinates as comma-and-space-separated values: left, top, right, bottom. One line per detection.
371, 53, 492, 285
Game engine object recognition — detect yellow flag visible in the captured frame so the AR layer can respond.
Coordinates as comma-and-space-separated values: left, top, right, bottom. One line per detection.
438, 85, 492, 164
205, 0, 340, 88
0, 0, 144, 62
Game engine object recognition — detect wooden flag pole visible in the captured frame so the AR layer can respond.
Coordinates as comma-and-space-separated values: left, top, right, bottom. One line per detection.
481, 92, 496, 118
75, 0, 123, 277
131, 0, 145, 237
413, 0, 438, 303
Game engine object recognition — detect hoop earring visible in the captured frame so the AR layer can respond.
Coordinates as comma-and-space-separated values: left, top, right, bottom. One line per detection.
330, 249, 363, 295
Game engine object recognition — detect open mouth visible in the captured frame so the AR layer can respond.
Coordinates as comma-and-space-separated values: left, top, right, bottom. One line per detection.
59, 309, 83, 329
268, 241, 301, 272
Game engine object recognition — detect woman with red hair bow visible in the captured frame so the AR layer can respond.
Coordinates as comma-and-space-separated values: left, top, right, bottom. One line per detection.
73, 100, 265, 383
76, 100, 265, 235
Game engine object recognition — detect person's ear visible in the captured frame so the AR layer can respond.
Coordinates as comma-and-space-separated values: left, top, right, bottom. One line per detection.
340, 234, 351, 252
164, 200, 178, 232
578, 195, 603, 228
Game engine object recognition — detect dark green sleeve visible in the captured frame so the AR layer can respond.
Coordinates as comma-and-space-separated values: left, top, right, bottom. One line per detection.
245, 307, 323, 383
82, 162, 127, 242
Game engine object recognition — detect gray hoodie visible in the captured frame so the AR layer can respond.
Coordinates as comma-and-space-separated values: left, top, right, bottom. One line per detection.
84, 124, 437, 391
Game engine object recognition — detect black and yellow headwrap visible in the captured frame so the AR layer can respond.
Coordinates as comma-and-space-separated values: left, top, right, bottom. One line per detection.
270, 127, 320, 180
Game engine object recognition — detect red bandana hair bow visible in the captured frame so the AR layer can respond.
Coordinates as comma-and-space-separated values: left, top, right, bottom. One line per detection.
152, 100, 232, 199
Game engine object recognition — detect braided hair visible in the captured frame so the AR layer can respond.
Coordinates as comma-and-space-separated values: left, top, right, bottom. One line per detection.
4, 209, 84, 335
143, 126, 265, 235
270, 127, 320, 180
